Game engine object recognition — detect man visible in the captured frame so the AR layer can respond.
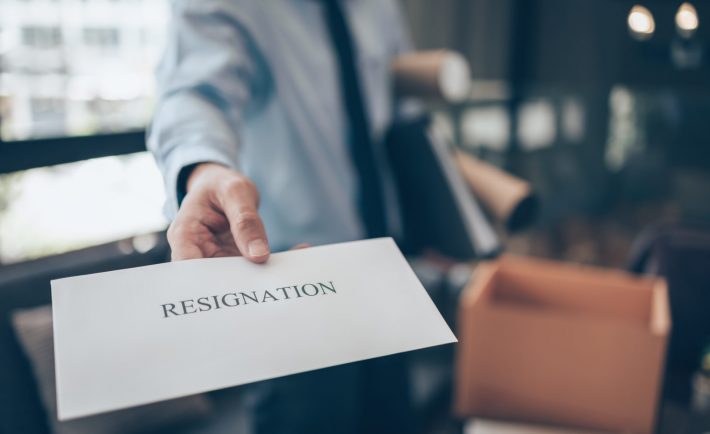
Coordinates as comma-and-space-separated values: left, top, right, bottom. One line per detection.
149, 0, 414, 432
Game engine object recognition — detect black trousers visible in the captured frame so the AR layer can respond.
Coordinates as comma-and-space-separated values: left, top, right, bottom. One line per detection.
242, 353, 414, 434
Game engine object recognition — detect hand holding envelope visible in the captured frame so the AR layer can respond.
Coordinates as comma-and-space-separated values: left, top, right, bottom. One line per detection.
170, 163, 270, 263
51, 238, 457, 420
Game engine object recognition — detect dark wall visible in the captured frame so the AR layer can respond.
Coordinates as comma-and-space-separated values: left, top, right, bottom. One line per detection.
402, 0, 710, 88
523, 0, 710, 89
401, 0, 515, 80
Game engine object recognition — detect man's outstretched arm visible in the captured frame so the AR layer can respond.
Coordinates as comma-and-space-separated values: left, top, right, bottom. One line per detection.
148, 0, 270, 262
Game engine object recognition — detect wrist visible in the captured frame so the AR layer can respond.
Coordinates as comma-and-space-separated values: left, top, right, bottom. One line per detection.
186, 162, 228, 192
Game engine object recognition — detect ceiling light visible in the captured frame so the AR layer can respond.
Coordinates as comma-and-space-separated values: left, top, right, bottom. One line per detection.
676, 2, 699, 38
628, 5, 655, 41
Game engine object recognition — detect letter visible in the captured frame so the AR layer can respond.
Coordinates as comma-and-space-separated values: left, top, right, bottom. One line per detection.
292, 285, 303, 298
275, 287, 292, 299
161, 303, 179, 318
197, 297, 212, 312
222, 292, 240, 307
180, 299, 197, 315
318, 281, 336, 295
301, 283, 319, 296
240, 291, 259, 304
261, 290, 279, 302
212, 295, 222, 309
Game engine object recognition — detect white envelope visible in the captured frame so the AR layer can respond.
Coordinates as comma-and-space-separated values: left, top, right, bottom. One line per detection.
52, 237, 457, 420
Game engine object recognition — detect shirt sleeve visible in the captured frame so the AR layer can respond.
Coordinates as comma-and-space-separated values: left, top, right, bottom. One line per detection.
147, 0, 266, 219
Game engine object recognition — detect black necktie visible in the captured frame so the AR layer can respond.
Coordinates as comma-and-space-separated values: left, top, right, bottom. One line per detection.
321, 0, 387, 238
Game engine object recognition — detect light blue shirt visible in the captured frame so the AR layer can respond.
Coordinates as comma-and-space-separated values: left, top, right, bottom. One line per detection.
148, 0, 412, 251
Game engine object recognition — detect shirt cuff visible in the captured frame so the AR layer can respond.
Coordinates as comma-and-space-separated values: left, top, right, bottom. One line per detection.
161, 143, 239, 220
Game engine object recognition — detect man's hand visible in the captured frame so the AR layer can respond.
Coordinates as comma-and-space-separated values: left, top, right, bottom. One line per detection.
167, 163, 270, 263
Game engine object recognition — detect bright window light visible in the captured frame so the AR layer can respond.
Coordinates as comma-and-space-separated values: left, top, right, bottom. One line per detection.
0, 153, 167, 264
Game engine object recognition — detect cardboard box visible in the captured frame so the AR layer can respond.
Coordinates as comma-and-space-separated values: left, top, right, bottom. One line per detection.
455, 255, 670, 434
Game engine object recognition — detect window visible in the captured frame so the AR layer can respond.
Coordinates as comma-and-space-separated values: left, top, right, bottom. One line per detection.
0, 0, 171, 264
29, 97, 66, 138
83, 28, 120, 49
0, 0, 169, 141
0, 153, 167, 264
22, 26, 62, 49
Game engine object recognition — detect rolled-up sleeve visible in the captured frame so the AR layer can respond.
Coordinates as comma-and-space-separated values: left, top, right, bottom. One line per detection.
148, 0, 265, 219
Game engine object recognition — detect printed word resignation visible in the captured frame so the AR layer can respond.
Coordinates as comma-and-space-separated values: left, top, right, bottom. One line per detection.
160, 281, 337, 319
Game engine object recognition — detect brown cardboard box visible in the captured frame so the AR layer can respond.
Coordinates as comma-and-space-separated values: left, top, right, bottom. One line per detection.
455, 255, 670, 434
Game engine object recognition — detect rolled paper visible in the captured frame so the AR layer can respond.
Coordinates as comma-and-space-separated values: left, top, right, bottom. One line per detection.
454, 150, 539, 232
392, 50, 471, 103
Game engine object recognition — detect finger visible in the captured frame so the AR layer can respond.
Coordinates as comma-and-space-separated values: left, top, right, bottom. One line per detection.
171, 242, 205, 261
167, 220, 205, 261
168, 234, 205, 261
218, 179, 270, 263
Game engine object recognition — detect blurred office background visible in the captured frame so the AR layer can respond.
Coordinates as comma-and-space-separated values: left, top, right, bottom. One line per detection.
1, 0, 709, 433
1, 0, 709, 266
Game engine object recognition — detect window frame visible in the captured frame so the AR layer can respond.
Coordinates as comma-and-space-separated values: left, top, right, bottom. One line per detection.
0, 130, 147, 174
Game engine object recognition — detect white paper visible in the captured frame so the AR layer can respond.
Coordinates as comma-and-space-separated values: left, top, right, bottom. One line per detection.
52, 237, 457, 420
465, 419, 609, 434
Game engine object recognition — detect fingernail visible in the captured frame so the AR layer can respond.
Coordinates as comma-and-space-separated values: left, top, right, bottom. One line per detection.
248, 239, 269, 257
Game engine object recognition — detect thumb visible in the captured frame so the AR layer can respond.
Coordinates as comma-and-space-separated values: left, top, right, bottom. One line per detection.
217, 179, 270, 263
